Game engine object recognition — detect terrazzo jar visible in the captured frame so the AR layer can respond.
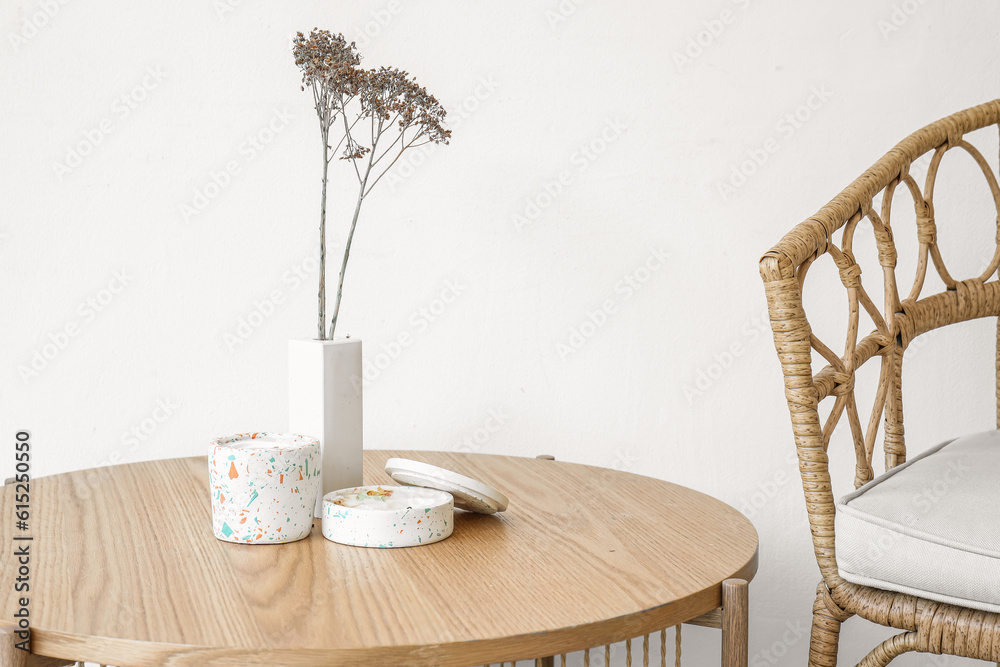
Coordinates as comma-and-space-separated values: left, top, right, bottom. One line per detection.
209, 432, 320, 544
323, 485, 453, 548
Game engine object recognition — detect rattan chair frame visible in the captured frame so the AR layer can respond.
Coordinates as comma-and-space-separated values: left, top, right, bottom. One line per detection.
760, 99, 1000, 667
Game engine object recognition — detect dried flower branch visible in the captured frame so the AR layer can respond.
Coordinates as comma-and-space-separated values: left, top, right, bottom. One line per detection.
292, 29, 361, 340
293, 29, 451, 340
326, 66, 451, 338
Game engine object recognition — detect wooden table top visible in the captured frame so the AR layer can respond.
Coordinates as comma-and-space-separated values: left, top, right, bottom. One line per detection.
1, 450, 757, 666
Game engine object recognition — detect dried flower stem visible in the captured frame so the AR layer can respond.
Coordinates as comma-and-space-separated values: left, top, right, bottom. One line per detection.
317, 130, 329, 340
328, 85, 442, 339
294, 30, 450, 340
328, 98, 377, 339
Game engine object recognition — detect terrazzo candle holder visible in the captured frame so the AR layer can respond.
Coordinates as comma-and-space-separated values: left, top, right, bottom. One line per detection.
209, 432, 320, 544
322, 485, 453, 548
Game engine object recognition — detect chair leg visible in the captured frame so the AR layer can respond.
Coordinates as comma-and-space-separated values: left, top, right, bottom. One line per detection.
808, 586, 849, 667
854, 632, 918, 667
535, 658, 555, 667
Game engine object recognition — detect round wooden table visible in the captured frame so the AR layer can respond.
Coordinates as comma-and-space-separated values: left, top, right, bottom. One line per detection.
0, 451, 757, 667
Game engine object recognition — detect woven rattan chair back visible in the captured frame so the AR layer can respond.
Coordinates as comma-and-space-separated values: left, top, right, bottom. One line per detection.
760, 100, 1000, 667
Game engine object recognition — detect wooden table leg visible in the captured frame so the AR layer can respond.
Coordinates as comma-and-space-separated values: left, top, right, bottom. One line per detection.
535, 657, 555, 667
1, 625, 27, 667
721, 579, 749, 667
1, 625, 74, 667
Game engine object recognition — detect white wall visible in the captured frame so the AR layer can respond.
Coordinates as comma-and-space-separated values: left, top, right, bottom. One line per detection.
3, 1, 997, 665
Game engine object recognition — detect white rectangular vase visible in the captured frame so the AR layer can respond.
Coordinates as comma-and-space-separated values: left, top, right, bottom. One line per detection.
288, 338, 363, 514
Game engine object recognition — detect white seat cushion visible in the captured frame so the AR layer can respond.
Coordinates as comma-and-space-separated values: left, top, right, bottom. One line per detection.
836, 429, 1000, 613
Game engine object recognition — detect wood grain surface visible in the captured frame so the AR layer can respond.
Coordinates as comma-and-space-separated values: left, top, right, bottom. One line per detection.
721, 579, 749, 667
0, 451, 757, 666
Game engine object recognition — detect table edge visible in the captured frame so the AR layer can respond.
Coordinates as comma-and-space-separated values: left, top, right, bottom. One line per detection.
9, 452, 759, 665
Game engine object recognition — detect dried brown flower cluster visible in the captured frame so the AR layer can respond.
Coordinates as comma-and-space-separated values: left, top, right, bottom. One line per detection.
292, 30, 359, 94
359, 67, 450, 147
292, 29, 451, 340
293, 30, 361, 147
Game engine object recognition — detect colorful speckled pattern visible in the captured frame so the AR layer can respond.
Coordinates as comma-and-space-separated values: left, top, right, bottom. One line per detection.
209, 432, 320, 544
322, 485, 453, 548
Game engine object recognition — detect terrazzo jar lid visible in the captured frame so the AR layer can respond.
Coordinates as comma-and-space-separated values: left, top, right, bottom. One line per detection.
384, 458, 509, 514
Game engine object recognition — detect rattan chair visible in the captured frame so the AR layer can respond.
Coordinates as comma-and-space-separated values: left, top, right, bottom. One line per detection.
760, 99, 1000, 667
